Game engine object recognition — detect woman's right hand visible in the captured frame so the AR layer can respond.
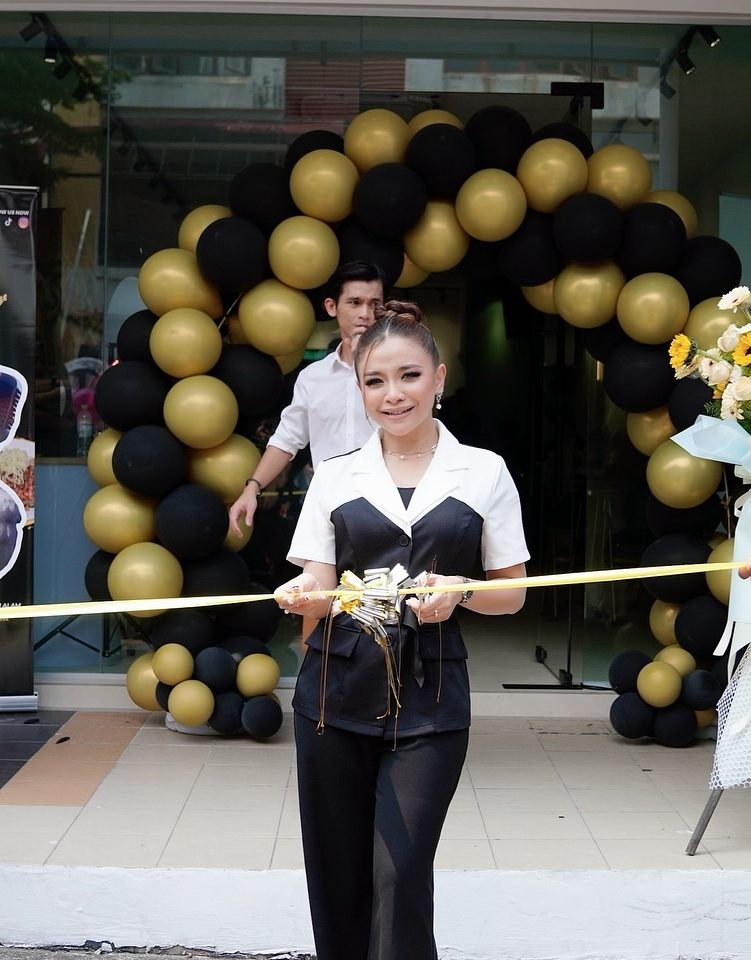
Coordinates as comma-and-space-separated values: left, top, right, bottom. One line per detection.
274, 571, 328, 617
739, 562, 751, 580
228, 485, 259, 537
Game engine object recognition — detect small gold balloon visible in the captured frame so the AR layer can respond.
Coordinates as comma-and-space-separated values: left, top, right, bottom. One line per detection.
706, 537, 734, 605
168, 679, 215, 727
647, 190, 698, 239
404, 201, 469, 273
684, 297, 736, 351
616, 273, 690, 345
408, 109, 463, 138
239, 279, 316, 357
126, 653, 162, 711
649, 599, 680, 646
626, 407, 676, 456
138, 248, 222, 318
149, 307, 223, 378
516, 138, 589, 214
275, 348, 305, 374
107, 541, 184, 618
646, 439, 723, 509
553, 261, 625, 329
86, 427, 122, 487
395, 253, 430, 289
163, 375, 239, 450
152, 642, 194, 686
636, 661, 682, 708
455, 168, 527, 242
178, 205, 232, 255
521, 278, 557, 314
695, 708, 717, 729
188, 434, 262, 504
654, 645, 696, 677
343, 108, 409, 173
83, 484, 156, 553
289, 149, 359, 223
267, 216, 340, 291
225, 519, 253, 552
587, 144, 652, 210
236, 652, 281, 697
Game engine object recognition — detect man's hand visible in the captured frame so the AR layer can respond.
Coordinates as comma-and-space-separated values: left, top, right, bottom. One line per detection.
228, 484, 259, 537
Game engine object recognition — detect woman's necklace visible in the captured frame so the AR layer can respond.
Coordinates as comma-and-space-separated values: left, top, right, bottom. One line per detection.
382, 441, 438, 461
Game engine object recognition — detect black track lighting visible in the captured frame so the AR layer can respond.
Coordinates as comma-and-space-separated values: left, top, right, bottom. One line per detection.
19, 15, 43, 42
660, 77, 676, 99
675, 47, 696, 76
44, 35, 58, 64
698, 25, 721, 48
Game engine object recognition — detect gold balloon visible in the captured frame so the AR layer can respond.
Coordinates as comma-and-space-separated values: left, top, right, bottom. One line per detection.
655, 645, 696, 677
649, 599, 680, 646
126, 653, 162, 711
404, 201, 469, 273
455, 168, 527, 242
647, 190, 698, 239
636, 661, 682, 708
239, 278, 316, 356
521, 278, 557, 314
86, 427, 122, 487
168, 679, 215, 727
152, 642, 194, 686
343, 108, 409, 173
225, 519, 253, 552
684, 297, 735, 351
695, 708, 717, 729
267, 216, 340, 290
553, 261, 625, 329
626, 407, 676, 456
163, 375, 239, 450
707, 537, 734, 605
188, 434, 262, 504
395, 254, 430, 289
616, 273, 690, 345
587, 144, 652, 210
646, 439, 723, 509
177, 205, 232, 255
149, 307, 223, 378
83, 484, 156, 553
236, 652, 281, 697
516, 138, 589, 214
275, 348, 305, 374
226, 315, 248, 344
708, 534, 726, 551
290, 149, 359, 223
408, 109, 463, 138
107, 541, 184, 618
138, 248, 222, 318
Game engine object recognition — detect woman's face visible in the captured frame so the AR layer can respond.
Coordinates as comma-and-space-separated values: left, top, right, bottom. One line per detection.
359, 335, 445, 438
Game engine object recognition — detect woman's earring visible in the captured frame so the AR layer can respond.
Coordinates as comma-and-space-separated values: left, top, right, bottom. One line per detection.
435, 391, 443, 410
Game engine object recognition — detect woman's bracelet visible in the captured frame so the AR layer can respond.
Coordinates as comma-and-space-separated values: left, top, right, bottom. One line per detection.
245, 477, 265, 494
458, 577, 475, 604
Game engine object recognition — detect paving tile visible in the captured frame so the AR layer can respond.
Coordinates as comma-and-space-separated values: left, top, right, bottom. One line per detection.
490, 838, 608, 869
436, 839, 495, 869
271, 837, 305, 869
597, 838, 720, 869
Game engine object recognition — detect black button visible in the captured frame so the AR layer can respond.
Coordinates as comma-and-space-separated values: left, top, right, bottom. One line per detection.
398, 534, 411, 547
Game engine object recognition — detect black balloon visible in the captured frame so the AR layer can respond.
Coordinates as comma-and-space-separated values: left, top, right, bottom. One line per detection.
353, 163, 427, 238
464, 105, 533, 172
336, 218, 403, 289
116, 310, 158, 362
497, 211, 561, 286
668, 377, 714, 432
208, 690, 245, 735
609, 691, 656, 739
193, 646, 238, 693
285, 130, 345, 171
404, 124, 475, 198
608, 649, 653, 694
672, 235, 743, 307
95, 360, 171, 432
196, 216, 268, 293
532, 122, 593, 158
653, 703, 697, 748
210, 344, 284, 417
219, 635, 271, 661
617, 203, 686, 278
645, 493, 723, 540
640, 534, 711, 603
458, 239, 503, 279
155, 483, 229, 560
241, 694, 284, 740
229, 163, 297, 235
579, 317, 629, 362
675, 594, 729, 660
680, 669, 722, 710
181, 548, 252, 598
151, 608, 218, 655
155, 681, 173, 711
214, 582, 282, 643
112, 424, 188, 499
552, 193, 623, 263
603, 341, 675, 413
84, 549, 114, 601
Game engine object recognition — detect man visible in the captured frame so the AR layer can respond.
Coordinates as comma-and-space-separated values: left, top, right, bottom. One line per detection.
229, 260, 385, 536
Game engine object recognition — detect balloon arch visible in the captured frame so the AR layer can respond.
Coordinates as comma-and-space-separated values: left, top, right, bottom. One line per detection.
84, 105, 742, 745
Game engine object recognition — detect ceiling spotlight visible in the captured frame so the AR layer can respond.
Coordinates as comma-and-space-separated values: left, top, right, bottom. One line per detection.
660, 77, 677, 99
19, 15, 43, 42
44, 35, 58, 64
698, 25, 721, 48
676, 48, 696, 76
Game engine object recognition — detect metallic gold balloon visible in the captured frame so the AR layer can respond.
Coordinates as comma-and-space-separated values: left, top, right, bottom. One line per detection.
226, 315, 248, 344
553, 261, 625, 329
83, 484, 156, 553
188, 434, 262, 504
404, 201, 470, 273
275, 348, 305, 374
163, 375, 238, 450
646, 439, 723, 509
516, 138, 588, 214
587, 144, 652, 210
647, 190, 698, 239
708, 534, 726, 551
649, 599, 680, 646
168, 679, 215, 727
521, 278, 557, 314
626, 407, 676, 456
616, 273, 690, 345
126, 653, 162, 711
225, 519, 253, 552
236, 652, 281, 697
395, 254, 430, 289
695, 708, 717, 729
239, 278, 316, 356
290, 149, 360, 223
455, 168, 527, 242
267, 216, 340, 290
408, 109, 463, 138
655, 645, 696, 677
636, 661, 682, 708
86, 427, 122, 487
152, 642, 194, 686
177, 205, 232, 255
138, 248, 223, 318
684, 297, 735, 351
149, 307, 223, 378
107, 541, 184, 619
343, 108, 409, 172
706, 537, 734, 605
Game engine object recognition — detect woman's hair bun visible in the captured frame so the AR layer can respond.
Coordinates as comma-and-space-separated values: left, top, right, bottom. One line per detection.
375, 299, 425, 325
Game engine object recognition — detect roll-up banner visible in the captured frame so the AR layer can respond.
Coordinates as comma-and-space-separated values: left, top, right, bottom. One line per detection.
0, 186, 38, 711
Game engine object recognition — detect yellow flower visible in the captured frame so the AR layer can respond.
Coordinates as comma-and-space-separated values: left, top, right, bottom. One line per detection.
733, 333, 751, 367
713, 381, 728, 399
669, 334, 693, 370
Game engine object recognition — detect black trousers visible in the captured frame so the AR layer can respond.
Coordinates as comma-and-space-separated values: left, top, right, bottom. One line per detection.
294, 713, 469, 960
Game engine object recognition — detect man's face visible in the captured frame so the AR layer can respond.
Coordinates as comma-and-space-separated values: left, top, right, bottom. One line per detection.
325, 279, 384, 343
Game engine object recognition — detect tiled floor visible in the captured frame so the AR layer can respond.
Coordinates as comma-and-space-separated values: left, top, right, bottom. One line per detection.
0, 708, 747, 871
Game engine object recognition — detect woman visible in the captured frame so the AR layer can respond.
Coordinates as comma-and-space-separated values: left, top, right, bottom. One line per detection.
275, 301, 529, 960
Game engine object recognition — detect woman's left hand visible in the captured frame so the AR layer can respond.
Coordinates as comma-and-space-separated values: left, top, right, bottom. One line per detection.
406, 573, 464, 624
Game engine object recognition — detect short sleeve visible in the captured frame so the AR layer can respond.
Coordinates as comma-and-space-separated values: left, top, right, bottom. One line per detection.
286, 464, 336, 567
267, 371, 310, 457
481, 457, 530, 570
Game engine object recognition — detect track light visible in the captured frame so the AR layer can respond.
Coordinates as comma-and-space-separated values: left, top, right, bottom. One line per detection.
44, 35, 58, 64
675, 47, 696, 76
19, 15, 43, 41
698, 25, 721, 48
660, 77, 676, 99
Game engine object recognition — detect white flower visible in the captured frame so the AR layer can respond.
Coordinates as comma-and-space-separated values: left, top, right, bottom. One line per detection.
730, 364, 745, 382
718, 286, 751, 312
718, 324, 742, 352
674, 355, 700, 379
699, 356, 733, 385
721, 390, 742, 420
733, 377, 751, 401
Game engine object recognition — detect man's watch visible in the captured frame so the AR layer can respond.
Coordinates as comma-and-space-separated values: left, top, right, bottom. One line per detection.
459, 577, 475, 604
